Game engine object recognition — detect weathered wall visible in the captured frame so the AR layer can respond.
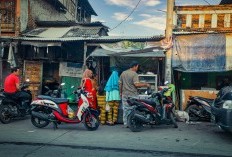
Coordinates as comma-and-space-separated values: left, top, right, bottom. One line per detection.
29, 0, 75, 22
20, 0, 28, 32
174, 5, 232, 31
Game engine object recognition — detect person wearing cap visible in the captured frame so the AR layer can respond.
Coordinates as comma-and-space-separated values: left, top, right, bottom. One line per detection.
162, 81, 175, 119
163, 81, 175, 97
119, 61, 150, 128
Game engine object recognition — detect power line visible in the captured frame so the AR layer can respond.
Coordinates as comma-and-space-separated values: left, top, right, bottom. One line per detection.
109, 0, 142, 32
202, 0, 211, 5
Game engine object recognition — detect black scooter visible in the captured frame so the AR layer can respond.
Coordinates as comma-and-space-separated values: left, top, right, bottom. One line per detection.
127, 88, 178, 132
185, 96, 213, 121
0, 81, 32, 124
43, 83, 65, 98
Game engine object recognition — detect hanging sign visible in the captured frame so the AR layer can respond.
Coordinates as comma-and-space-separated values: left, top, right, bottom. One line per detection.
59, 62, 83, 77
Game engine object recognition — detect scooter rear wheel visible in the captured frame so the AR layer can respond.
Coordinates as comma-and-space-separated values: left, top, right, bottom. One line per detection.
0, 105, 12, 124
83, 112, 100, 131
128, 111, 143, 132
169, 112, 178, 128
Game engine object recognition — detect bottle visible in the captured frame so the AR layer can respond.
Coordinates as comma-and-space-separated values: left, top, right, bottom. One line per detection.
67, 105, 74, 119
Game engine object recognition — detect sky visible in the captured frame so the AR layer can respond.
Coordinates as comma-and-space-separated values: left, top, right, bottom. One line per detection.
88, 0, 222, 36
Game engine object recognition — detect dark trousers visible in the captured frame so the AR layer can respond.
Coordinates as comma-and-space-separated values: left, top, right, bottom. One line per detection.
4, 91, 31, 108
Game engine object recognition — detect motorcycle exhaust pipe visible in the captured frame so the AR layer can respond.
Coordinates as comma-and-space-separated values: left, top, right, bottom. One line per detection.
31, 111, 50, 121
134, 113, 150, 123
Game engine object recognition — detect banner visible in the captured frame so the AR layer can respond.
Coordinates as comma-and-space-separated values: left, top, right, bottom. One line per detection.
172, 34, 226, 72
100, 41, 157, 52
59, 62, 83, 77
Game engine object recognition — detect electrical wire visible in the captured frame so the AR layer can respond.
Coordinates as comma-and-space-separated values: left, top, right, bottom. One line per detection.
109, 0, 142, 32
202, 0, 211, 5
202, 0, 231, 25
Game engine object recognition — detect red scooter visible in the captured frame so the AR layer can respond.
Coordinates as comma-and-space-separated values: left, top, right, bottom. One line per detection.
127, 88, 178, 132
30, 88, 100, 131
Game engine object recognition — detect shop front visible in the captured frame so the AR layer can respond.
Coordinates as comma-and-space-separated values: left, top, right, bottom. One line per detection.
88, 41, 166, 124
172, 33, 232, 110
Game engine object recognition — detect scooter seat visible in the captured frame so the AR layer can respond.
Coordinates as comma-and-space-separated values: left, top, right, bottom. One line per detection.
37, 95, 69, 103
139, 99, 157, 107
195, 96, 214, 104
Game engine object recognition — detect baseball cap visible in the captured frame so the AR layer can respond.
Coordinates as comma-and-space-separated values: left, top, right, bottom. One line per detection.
164, 81, 169, 85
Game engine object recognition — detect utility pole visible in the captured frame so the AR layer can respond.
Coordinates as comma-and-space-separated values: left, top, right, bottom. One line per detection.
165, 0, 174, 83
0, 13, 2, 88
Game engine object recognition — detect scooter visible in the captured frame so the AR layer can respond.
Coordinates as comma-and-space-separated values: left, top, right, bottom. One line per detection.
127, 88, 178, 132
185, 96, 213, 121
30, 87, 100, 131
0, 80, 32, 124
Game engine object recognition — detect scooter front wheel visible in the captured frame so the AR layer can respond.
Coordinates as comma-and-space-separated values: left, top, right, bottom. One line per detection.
83, 111, 100, 131
128, 111, 143, 132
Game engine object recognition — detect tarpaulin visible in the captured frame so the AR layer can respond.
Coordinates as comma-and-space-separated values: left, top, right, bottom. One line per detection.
172, 34, 227, 72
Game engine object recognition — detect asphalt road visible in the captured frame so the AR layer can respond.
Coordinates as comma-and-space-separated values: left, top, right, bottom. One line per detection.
0, 117, 232, 157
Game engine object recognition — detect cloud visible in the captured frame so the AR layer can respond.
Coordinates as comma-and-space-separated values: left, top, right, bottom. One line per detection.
139, 14, 152, 18
112, 12, 133, 21
134, 15, 166, 31
105, 0, 134, 7
105, 0, 161, 8
91, 17, 106, 23
145, 0, 161, 6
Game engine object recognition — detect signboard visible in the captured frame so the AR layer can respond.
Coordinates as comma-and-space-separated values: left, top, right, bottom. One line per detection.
59, 62, 83, 78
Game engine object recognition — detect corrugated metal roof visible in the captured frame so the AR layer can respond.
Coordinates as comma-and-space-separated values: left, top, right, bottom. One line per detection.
16, 35, 164, 42
23, 26, 103, 38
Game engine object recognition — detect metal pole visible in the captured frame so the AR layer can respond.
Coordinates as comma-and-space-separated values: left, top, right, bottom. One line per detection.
82, 42, 87, 71
0, 14, 2, 88
164, 0, 174, 83
0, 42, 3, 88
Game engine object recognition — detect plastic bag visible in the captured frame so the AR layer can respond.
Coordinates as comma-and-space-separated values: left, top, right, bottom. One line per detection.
105, 103, 110, 112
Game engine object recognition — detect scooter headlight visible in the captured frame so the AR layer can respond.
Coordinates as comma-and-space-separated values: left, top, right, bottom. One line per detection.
222, 100, 232, 109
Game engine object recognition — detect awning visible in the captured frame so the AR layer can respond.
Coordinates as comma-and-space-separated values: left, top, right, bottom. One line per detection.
21, 41, 61, 47
90, 48, 165, 57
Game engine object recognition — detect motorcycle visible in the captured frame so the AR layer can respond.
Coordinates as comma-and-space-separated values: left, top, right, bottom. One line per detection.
43, 83, 66, 98
185, 96, 213, 121
127, 88, 178, 132
30, 87, 100, 131
0, 80, 32, 124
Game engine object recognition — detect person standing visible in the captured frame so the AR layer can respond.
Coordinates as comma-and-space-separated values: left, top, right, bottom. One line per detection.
119, 61, 150, 127
4, 67, 31, 110
104, 70, 121, 125
81, 69, 97, 110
